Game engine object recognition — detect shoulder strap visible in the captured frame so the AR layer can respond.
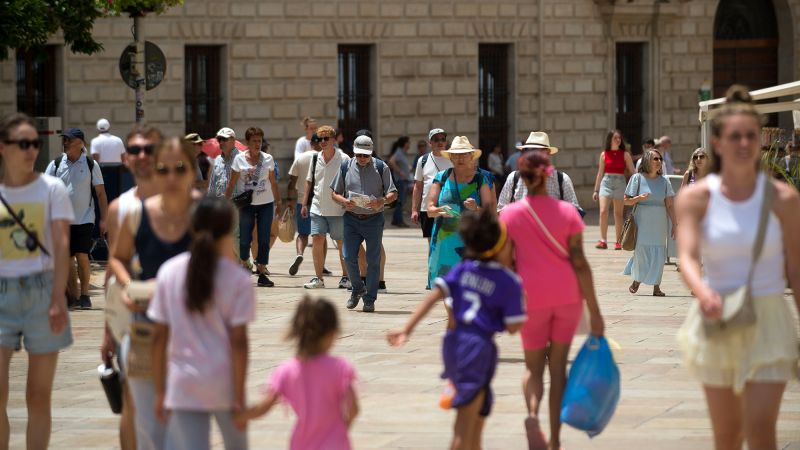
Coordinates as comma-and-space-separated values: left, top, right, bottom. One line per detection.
510, 171, 520, 203
557, 170, 564, 200
420, 153, 429, 171
374, 158, 387, 196
52, 156, 61, 173
523, 199, 569, 258
747, 174, 775, 286
307, 153, 319, 208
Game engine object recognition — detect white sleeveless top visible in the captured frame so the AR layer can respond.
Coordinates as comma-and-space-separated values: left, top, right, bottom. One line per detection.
116, 187, 139, 225
701, 173, 784, 296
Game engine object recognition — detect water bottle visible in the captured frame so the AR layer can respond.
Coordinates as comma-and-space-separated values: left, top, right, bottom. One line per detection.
98, 363, 123, 414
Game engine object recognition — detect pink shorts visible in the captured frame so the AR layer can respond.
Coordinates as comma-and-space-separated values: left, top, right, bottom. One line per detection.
520, 302, 583, 350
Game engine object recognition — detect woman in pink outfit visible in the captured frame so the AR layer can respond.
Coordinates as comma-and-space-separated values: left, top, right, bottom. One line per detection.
236, 296, 358, 450
500, 148, 605, 450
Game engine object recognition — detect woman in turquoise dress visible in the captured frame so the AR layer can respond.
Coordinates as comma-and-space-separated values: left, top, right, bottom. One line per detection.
426, 137, 494, 286
623, 149, 676, 296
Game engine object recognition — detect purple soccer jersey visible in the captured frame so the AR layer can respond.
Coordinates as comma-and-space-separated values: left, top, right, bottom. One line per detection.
435, 260, 527, 334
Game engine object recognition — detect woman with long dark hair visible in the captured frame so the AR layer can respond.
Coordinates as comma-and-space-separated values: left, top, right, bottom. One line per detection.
0, 113, 73, 449
108, 137, 197, 450
500, 149, 604, 450
680, 148, 708, 189
150, 196, 253, 449
591, 130, 636, 250
676, 85, 800, 449
388, 136, 412, 227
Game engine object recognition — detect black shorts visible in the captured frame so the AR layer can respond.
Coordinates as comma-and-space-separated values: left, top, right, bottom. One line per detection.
420, 211, 434, 238
70, 223, 94, 256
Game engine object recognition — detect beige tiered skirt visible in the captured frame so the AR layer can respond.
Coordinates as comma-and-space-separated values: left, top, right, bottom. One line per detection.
677, 293, 799, 393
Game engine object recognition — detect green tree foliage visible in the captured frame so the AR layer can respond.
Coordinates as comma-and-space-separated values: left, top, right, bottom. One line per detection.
0, 0, 182, 60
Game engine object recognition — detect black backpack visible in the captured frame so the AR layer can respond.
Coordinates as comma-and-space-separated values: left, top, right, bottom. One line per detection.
510, 170, 585, 218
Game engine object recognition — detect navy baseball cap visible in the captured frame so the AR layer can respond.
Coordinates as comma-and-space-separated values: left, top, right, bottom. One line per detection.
60, 128, 85, 141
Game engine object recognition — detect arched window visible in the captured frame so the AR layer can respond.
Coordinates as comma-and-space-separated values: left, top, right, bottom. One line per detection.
713, 0, 778, 97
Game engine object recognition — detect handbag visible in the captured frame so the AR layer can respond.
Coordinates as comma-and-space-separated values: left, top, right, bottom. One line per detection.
126, 321, 156, 380
702, 174, 774, 337
98, 363, 123, 414
232, 153, 264, 208
277, 207, 296, 243
620, 175, 640, 251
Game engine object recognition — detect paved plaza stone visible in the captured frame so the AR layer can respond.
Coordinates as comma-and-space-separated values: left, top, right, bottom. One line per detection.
6, 215, 800, 449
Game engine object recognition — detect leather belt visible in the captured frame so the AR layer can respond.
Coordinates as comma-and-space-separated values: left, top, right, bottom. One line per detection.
347, 212, 379, 220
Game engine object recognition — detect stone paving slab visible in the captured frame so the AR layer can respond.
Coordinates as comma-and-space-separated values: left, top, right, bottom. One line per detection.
6, 218, 800, 449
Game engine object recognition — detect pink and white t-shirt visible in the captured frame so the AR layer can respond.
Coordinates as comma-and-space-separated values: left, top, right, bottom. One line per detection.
268, 355, 357, 450
147, 252, 255, 410
500, 195, 585, 309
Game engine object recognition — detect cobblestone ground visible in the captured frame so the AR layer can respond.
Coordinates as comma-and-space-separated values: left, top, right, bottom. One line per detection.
6, 215, 800, 449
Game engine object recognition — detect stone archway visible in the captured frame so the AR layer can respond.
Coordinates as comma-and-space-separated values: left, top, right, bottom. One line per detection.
713, 0, 779, 97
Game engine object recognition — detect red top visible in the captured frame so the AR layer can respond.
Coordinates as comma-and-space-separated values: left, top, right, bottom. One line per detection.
603, 149, 625, 174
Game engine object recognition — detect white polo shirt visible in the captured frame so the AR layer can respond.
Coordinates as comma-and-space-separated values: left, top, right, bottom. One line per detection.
90, 132, 126, 163
306, 150, 348, 217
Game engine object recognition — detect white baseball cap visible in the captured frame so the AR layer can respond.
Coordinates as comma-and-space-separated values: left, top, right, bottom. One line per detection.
353, 135, 374, 155
216, 127, 236, 139
96, 118, 110, 132
428, 128, 446, 141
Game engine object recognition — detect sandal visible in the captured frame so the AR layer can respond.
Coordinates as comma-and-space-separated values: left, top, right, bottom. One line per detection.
628, 281, 640, 294
653, 289, 666, 297
595, 240, 608, 249
525, 417, 548, 450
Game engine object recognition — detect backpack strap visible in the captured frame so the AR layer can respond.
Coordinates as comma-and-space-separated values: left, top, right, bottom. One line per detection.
420, 153, 429, 172
374, 158, 387, 197
557, 170, 564, 200
306, 153, 319, 208
510, 171, 520, 203
52, 152, 96, 200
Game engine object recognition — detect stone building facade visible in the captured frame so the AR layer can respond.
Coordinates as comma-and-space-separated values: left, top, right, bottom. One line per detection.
1, 0, 798, 202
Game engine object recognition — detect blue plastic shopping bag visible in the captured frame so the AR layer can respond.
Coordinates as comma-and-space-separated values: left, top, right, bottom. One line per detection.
560, 335, 620, 437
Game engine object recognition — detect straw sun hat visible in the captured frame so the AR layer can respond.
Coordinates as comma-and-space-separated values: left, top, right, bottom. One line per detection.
516, 131, 558, 155
442, 136, 482, 160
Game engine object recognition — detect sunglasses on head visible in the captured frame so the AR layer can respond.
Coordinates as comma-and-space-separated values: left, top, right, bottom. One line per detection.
693, 154, 706, 160
155, 161, 188, 176
126, 144, 155, 155
3, 139, 40, 150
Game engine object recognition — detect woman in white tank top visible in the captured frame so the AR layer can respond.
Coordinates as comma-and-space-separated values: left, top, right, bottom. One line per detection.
675, 85, 800, 450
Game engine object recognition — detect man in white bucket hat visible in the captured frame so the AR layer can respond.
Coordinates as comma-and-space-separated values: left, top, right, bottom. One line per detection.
497, 132, 583, 216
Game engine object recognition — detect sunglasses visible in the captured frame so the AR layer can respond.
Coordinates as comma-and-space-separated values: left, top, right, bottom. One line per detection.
652, 157, 663, 161
3, 139, 40, 150
217, 137, 229, 142
355, 154, 371, 158
431, 138, 447, 143
155, 161, 188, 176
126, 144, 155, 155
319, 136, 332, 142
693, 154, 707, 160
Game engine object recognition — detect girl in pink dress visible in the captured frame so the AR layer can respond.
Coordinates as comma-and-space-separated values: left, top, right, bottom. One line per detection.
236, 297, 358, 450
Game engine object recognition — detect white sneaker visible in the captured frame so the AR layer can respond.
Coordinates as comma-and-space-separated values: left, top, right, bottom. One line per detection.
303, 277, 325, 289
338, 277, 351, 289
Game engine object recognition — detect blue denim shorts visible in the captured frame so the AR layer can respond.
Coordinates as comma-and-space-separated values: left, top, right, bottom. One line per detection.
0, 271, 73, 354
599, 174, 626, 200
310, 214, 344, 241
295, 203, 311, 236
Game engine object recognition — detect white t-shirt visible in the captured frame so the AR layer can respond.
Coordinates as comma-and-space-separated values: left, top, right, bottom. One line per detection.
90, 133, 126, 163
0, 175, 75, 277
413, 152, 453, 211
232, 151, 275, 205
45, 152, 105, 225
307, 150, 348, 216
294, 136, 312, 160
288, 150, 317, 203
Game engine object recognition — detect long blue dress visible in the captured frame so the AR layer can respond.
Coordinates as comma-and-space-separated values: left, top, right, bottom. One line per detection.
623, 173, 675, 285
